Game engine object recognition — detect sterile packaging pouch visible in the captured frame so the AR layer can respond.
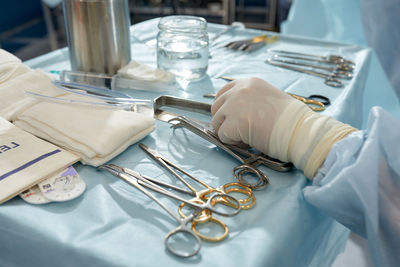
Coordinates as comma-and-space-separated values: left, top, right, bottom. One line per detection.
0, 117, 79, 204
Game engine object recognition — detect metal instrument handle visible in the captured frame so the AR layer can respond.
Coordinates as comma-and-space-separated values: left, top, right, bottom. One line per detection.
265, 59, 343, 88
233, 164, 269, 190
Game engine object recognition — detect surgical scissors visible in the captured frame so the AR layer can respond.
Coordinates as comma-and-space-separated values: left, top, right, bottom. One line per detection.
168, 116, 293, 190
265, 58, 343, 87
139, 144, 253, 241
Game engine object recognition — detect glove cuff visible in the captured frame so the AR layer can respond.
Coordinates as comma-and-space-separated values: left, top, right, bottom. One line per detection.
269, 100, 357, 179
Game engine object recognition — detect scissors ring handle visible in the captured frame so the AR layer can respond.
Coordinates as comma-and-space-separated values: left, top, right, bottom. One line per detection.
233, 164, 269, 190
324, 77, 343, 87
222, 182, 256, 209
287, 93, 325, 112
306, 99, 325, 112
165, 226, 202, 257
224, 187, 256, 209
308, 94, 330, 106
191, 216, 229, 242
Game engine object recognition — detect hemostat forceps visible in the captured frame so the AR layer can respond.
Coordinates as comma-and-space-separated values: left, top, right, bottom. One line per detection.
268, 57, 353, 79
168, 116, 293, 190
99, 164, 241, 256
269, 49, 355, 67
139, 143, 251, 242
265, 58, 343, 87
99, 164, 201, 258
139, 143, 255, 209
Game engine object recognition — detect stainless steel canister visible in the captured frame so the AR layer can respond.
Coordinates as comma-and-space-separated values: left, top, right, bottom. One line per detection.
63, 0, 131, 75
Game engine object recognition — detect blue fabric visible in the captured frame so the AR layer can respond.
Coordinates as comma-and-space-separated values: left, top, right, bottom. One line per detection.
1, 19, 398, 266
281, 0, 400, 101
305, 107, 400, 266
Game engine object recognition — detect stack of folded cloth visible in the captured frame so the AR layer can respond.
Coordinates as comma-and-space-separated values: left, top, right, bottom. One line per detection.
0, 49, 155, 167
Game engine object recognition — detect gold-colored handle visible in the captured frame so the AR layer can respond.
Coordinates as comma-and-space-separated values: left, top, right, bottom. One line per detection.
221, 182, 256, 210
191, 216, 229, 242
288, 93, 325, 112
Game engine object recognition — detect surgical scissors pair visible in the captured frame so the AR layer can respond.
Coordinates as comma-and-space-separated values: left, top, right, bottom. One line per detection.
99, 163, 241, 257
139, 144, 254, 239
168, 116, 293, 190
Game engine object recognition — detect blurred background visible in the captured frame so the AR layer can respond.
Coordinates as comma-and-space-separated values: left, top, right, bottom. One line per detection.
0, 0, 292, 61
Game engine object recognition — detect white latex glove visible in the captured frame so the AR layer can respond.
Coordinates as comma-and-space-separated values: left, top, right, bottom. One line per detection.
211, 77, 357, 179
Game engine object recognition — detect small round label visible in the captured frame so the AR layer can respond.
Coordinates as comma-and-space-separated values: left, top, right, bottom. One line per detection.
20, 185, 51, 204
38, 166, 86, 202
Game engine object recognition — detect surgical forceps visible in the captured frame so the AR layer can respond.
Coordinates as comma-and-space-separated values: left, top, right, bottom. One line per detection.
265, 58, 343, 87
224, 34, 278, 52
139, 144, 253, 241
99, 164, 201, 257
269, 49, 355, 67
168, 116, 293, 190
139, 143, 255, 209
268, 57, 354, 79
99, 164, 241, 256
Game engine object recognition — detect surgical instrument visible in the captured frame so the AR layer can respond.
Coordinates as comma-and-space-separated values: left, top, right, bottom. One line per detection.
99, 164, 201, 258
268, 57, 353, 79
99, 164, 241, 249
104, 162, 241, 242
169, 116, 293, 190
209, 77, 330, 112
202, 91, 328, 112
265, 58, 343, 87
287, 93, 326, 112
225, 35, 278, 52
269, 49, 355, 66
138, 144, 252, 241
152, 96, 293, 184
139, 143, 255, 210
25, 81, 153, 115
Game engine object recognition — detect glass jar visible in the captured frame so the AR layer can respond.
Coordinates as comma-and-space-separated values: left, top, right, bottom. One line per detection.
156, 16, 209, 81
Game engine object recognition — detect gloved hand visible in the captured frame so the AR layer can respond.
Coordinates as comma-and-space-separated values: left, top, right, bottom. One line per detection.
211, 77, 357, 179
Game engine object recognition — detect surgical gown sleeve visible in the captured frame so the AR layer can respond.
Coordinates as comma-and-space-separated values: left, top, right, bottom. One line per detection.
303, 106, 400, 267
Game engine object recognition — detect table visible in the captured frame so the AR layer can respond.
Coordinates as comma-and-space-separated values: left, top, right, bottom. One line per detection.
1, 18, 398, 267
